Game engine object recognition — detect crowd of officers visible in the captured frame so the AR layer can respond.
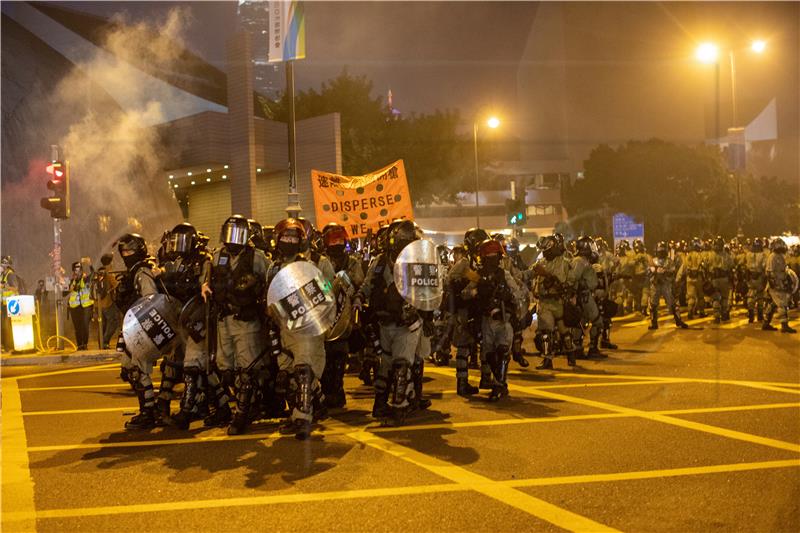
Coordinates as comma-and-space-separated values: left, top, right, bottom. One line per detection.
106, 216, 799, 440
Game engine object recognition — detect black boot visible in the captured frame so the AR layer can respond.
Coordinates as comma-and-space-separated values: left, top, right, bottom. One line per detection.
536, 357, 554, 370
125, 387, 156, 430
167, 367, 202, 430
411, 359, 431, 410
457, 378, 479, 396
386, 360, 411, 426
762, 307, 777, 331
600, 329, 617, 350
648, 307, 658, 330
488, 355, 509, 402
587, 338, 606, 358
228, 370, 256, 436
748, 309, 755, 323
371, 375, 390, 418
781, 322, 797, 334
478, 364, 494, 390
674, 311, 689, 329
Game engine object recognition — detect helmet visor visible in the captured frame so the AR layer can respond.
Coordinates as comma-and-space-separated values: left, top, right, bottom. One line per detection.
166, 233, 193, 255
221, 223, 249, 246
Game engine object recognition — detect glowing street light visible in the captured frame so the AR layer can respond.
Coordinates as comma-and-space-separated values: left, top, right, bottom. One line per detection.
751, 40, 766, 54
487, 116, 501, 129
695, 42, 719, 64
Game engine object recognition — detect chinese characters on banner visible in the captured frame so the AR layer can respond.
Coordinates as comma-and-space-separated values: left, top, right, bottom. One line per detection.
311, 160, 415, 239
267, 1, 306, 63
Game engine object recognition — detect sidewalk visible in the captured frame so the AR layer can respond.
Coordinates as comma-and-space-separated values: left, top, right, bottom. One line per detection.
1, 349, 121, 366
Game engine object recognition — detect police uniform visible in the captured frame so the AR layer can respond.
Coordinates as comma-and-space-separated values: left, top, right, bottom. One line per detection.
647, 248, 688, 329
744, 249, 767, 323
533, 249, 573, 369
763, 244, 796, 332
677, 248, 706, 319
358, 252, 422, 422
209, 245, 270, 434
568, 252, 603, 355
708, 247, 734, 322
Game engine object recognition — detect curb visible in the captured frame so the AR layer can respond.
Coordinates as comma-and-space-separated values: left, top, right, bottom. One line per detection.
1, 351, 121, 367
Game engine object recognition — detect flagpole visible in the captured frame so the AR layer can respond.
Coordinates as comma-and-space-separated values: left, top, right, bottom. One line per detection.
286, 59, 300, 218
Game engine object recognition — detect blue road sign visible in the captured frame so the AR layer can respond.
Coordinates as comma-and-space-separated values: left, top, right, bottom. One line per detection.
613, 213, 644, 244
8, 299, 20, 316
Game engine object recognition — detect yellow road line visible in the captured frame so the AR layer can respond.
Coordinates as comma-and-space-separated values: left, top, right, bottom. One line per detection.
347, 429, 620, 533
24, 406, 135, 416
24, 402, 800, 452
509, 383, 800, 454
6, 457, 798, 522
1, 378, 37, 533
507, 459, 800, 488
4, 482, 467, 521
18, 383, 131, 392
547, 371, 800, 393
10, 363, 119, 381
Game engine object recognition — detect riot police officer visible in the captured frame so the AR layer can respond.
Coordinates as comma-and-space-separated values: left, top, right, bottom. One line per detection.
449, 229, 487, 395
532, 236, 574, 370
708, 236, 734, 323
744, 238, 768, 323
647, 241, 689, 330
355, 220, 424, 425
115, 234, 161, 430
568, 236, 606, 356
160, 223, 231, 430
677, 238, 706, 319
269, 218, 335, 439
462, 239, 519, 400
202, 215, 270, 435
320, 223, 363, 409
762, 238, 797, 333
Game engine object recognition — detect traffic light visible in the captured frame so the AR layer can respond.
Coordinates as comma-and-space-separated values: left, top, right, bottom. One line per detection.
41, 160, 70, 219
506, 198, 527, 226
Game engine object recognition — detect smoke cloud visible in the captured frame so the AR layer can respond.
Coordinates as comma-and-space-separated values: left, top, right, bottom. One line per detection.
2, 9, 188, 284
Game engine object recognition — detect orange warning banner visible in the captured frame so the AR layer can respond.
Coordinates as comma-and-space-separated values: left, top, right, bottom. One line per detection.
311, 160, 414, 239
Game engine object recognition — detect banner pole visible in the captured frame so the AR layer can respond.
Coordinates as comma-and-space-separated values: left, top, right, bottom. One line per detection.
286, 59, 301, 218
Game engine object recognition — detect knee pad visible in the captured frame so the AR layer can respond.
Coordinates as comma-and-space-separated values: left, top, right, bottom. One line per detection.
294, 364, 314, 414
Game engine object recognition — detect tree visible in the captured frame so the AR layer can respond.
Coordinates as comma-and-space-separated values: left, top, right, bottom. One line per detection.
563, 139, 735, 243
263, 70, 471, 204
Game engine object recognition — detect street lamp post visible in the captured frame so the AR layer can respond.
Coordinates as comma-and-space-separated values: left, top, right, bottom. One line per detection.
473, 116, 500, 228
696, 40, 766, 236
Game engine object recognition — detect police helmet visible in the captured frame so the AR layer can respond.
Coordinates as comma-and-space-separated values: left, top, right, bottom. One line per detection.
1, 255, 12, 267
770, 238, 788, 254
220, 215, 250, 247
751, 238, 763, 253
436, 244, 451, 265
476, 238, 504, 269
274, 218, 307, 258
541, 236, 563, 261
117, 233, 148, 268
464, 228, 490, 254
594, 237, 608, 253
452, 244, 468, 259
375, 224, 391, 254
506, 237, 521, 255
322, 224, 349, 249
655, 241, 668, 259
166, 222, 198, 257
691, 238, 702, 252
633, 239, 645, 253
713, 235, 725, 252
575, 236, 597, 259
388, 220, 419, 260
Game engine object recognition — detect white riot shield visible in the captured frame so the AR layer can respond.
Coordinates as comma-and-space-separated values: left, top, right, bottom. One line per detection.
393, 239, 444, 311
267, 261, 336, 336
122, 293, 180, 360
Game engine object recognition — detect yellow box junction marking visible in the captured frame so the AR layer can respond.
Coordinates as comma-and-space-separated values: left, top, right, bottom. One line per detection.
1, 379, 37, 533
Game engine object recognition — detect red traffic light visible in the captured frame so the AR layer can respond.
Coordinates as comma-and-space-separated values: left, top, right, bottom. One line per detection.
46, 163, 64, 179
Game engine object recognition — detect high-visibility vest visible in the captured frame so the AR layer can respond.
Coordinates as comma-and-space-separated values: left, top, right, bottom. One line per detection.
68, 278, 94, 308
1, 270, 18, 303
79, 277, 94, 308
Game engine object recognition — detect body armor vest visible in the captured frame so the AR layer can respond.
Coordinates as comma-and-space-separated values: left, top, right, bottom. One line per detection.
160, 252, 208, 303
211, 247, 263, 320
369, 255, 415, 325
114, 259, 155, 312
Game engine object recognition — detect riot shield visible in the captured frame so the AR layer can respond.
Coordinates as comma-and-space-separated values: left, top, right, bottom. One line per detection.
122, 293, 180, 360
178, 294, 207, 343
267, 261, 336, 336
393, 239, 444, 311
326, 271, 354, 341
